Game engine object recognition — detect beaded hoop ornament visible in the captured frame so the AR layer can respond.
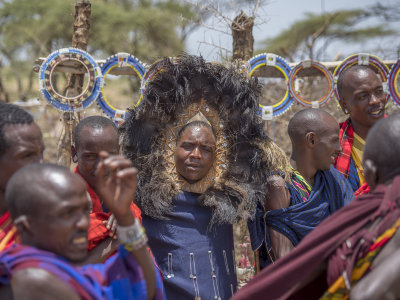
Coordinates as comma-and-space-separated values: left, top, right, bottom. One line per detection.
288, 60, 334, 108
248, 53, 293, 117
333, 53, 390, 108
388, 59, 400, 107
140, 58, 168, 101
97, 53, 146, 124
39, 48, 103, 112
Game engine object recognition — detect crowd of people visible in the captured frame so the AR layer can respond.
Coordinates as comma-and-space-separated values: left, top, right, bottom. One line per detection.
0, 54, 399, 300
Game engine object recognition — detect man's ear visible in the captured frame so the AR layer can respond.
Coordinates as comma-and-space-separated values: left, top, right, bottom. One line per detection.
71, 145, 78, 163
364, 159, 378, 189
13, 215, 32, 235
305, 132, 317, 148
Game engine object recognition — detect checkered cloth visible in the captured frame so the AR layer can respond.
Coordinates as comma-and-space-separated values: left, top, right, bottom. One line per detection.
74, 166, 142, 251
334, 118, 353, 179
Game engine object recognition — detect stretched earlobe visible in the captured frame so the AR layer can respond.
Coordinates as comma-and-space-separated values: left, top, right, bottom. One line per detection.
71, 145, 78, 163
363, 159, 378, 189
13, 215, 30, 233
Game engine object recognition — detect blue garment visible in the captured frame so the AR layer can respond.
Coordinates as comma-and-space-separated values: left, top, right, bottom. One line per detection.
347, 156, 361, 192
0, 244, 165, 300
248, 166, 354, 266
143, 191, 237, 300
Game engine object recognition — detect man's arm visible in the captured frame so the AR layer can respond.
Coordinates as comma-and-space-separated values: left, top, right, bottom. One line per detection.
81, 237, 118, 264
11, 268, 80, 300
265, 175, 294, 260
95, 152, 156, 300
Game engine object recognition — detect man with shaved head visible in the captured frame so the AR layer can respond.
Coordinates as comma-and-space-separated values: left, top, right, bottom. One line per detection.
234, 114, 400, 300
0, 102, 45, 252
71, 115, 142, 262
248, 108, 354, 269
0, 156, 164, 299
334, 65, 387, 193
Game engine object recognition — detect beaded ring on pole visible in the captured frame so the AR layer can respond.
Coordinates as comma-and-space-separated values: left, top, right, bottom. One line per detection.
39, 48, 103, 112
387, 59, 400, 108
97, 53, 146, 124
333, 53, 390, 108
288, 60, 334, 108
139, 58, 168, 101
248, 53, 293, 118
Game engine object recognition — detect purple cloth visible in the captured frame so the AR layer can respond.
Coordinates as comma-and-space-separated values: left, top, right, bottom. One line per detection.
0, 243, 165, 300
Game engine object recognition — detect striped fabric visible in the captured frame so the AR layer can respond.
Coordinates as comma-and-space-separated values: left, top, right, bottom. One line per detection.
248, 166, 355, 264
291, 168, 312, 202
321, 217, 400, 299
351, 132, 365, 186
334, 118, 354, 179
0, 244, 165, 300
334, 118, 361, 192
0, 212, 17, 252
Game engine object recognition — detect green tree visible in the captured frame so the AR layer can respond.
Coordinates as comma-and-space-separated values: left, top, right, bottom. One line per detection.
259, 9, 396, 61
0, 0, 200, 100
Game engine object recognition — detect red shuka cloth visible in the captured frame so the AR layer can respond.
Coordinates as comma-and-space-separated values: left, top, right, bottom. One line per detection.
74, 166, 142, 251
232, 177, 398, 300
0, 211, 17, 252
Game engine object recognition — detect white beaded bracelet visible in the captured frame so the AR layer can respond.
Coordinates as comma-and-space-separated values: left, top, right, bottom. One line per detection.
117, 219, 148, 251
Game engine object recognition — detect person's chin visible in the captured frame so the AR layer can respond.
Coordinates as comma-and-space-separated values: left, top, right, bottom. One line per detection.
67, 248, 88, 263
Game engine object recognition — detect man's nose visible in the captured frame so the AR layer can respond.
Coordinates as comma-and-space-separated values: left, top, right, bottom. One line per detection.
189, 147, 201, 158
369, 93, 380, 105
76, 213, 90, 231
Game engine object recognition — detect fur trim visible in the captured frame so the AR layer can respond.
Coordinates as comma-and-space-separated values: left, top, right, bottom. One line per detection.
121, 54, 274, 225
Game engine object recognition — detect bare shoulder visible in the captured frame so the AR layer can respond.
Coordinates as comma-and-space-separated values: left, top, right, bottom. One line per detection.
11, 268, 80, 300
265, 175, 291, 211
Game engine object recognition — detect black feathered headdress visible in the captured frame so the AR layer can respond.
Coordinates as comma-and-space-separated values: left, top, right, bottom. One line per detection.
121, 54, 272, 225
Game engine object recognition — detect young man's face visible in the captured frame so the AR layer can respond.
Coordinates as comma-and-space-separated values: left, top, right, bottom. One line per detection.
341, 69, 386, 130
0, 123, 44, 197
73, 126, 119, 188
175, 125, 216, 183
29, 173, 90, 262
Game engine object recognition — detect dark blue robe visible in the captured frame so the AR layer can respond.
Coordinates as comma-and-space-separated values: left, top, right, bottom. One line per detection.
143, 191, 237, 300
248, 166, 354, 268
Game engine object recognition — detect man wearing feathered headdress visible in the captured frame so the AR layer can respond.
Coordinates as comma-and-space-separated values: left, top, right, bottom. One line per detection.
121, 55, 272, 300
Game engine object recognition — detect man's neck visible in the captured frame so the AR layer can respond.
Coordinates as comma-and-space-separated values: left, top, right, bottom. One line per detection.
351, 121, 370, 141
291, 156, 317, 186
0, 193, 6, 216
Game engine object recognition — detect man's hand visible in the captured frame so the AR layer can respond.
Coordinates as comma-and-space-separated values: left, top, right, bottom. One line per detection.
103, 214, 118, 237
95, 151, 137, 227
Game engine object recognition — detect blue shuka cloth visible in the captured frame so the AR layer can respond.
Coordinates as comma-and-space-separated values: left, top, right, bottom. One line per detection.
248, 166, 354, 266
347, 156, 361, 192
143, 191, 237, 300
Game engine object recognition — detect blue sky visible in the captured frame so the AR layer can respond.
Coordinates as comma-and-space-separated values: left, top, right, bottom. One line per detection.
185, 0, 399, 61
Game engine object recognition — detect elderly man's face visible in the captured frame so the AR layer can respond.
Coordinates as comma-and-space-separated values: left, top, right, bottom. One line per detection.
175, 125, 216, 183
73, 126, 119, 188
342, 69, 386, 130
0, 123, 44, 196
29, 173, 90, 262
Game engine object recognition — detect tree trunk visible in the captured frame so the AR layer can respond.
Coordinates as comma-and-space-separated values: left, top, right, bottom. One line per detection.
0, 72, 9, 103
231, 11, 254, 61
57, 0, 91, 167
